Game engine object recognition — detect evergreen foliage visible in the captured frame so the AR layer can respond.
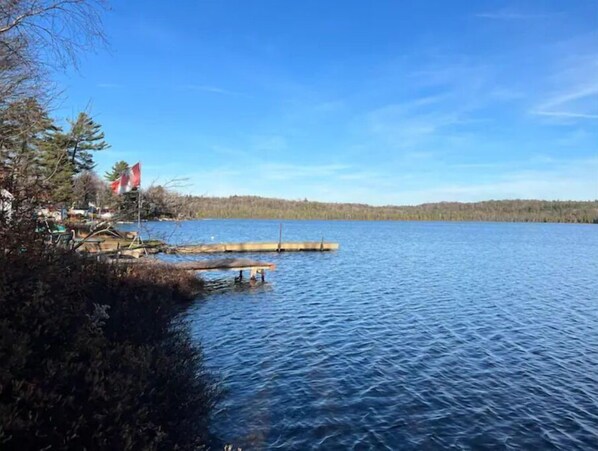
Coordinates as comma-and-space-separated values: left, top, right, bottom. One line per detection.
38, 128, 76, 204
65, 112, 109, 173
0, 98, 55, 185
104, 160, 130, 181
0, 99, 109, 206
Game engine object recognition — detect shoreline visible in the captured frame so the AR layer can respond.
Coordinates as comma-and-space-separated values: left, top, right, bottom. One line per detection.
146, 215, 598, 225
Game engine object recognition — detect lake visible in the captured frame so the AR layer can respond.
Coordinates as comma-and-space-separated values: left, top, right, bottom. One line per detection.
140, 219, 598, 450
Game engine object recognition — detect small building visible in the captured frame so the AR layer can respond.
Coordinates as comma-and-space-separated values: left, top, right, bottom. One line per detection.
38, 207, 64, 221
68, 208, 89, 220
99, 210, 114, 220
1, 189, 14, 220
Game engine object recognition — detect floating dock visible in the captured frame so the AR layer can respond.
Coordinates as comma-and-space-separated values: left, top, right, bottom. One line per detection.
119, 257, 276, 281
169, 257, 275, 273
168, 241, 339, 254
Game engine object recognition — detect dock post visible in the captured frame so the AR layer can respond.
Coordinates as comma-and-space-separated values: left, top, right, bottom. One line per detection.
277, 223, 282, 252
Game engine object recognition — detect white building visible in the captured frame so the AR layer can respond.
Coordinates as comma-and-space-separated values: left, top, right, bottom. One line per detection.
1, 189, 14, 220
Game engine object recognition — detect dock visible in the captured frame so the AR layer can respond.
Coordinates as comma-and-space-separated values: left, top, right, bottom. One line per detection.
168, 241, 339, 254
119, 257, 276, 282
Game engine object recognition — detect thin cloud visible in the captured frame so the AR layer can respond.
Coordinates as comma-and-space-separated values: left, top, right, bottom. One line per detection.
392, 157, 598, 204
182, 84, 244, 96
475, 10, 551, 20
365, 99, 470, 150
539, 82, 598, 108
532, 79, 598, 121
160, 156, 598, 205
532, 111, 598, 120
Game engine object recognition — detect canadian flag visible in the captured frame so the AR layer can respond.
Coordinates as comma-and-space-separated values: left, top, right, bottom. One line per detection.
111, 162, 141, 195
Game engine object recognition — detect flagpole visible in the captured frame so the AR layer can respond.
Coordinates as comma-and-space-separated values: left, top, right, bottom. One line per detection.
136, 163, 146, 254
117, 161, 143, 250
137, 188, 141, 233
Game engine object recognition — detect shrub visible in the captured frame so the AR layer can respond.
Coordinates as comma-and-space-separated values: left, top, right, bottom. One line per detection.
0, 216, 217, 450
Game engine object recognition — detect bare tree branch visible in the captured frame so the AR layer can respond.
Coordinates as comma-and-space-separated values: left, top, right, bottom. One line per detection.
0, 0, 107, 103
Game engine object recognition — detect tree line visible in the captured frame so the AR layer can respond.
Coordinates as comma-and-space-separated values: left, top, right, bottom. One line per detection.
140, 193, 598, 224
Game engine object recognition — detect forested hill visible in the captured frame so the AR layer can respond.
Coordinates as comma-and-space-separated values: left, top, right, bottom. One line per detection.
168, 195, 598, 223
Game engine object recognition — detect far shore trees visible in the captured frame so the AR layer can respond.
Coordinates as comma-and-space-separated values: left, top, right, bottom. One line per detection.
135, 190, 598, 224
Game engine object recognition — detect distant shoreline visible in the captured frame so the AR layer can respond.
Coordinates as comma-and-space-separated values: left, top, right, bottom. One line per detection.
157, 217, 598, 225
148, 195, 598, 224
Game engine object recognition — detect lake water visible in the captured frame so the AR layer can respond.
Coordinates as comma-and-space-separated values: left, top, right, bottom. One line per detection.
140, 219, 598, 450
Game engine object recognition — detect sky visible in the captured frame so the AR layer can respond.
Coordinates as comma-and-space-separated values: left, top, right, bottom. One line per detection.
54, 0, 598, 205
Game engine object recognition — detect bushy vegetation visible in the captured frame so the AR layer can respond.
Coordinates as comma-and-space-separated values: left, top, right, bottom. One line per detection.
0, 215, 217, 449
1, 4, 219, 447
141, 192, 598, 224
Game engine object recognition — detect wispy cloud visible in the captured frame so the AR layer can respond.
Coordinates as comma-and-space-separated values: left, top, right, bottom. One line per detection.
475, 9, 552, 20
530, 58, 598, 121
533, 84, 598, 118
355, 57, 522, 156
168, 163, 377, 201
363, 91, 483, 152
90, 3, 596, 205
532, 111, 598, 120
382, 157, 598, 205
147, 155, 598, 205
182, 84, 245, 96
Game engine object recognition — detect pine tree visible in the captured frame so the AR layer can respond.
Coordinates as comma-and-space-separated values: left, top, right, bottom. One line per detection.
104, 160, 129, 181
0, 98, 54, 185
38, 129, 75, 204
65, 112, 109, 173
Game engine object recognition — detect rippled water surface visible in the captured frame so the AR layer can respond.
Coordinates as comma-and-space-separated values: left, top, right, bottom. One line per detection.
145, 220, 598, 450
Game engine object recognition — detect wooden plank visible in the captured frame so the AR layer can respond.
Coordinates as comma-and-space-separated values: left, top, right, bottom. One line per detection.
171, 241, 339, 254
116, 257, 275, 273
173, 258, 276, 272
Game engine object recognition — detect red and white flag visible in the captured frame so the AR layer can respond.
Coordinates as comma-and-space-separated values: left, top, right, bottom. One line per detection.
111, 162, 141, 195
130, 162, 141, 188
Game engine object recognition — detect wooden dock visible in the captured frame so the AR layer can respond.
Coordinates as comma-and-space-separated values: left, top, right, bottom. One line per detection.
119, 257, 276, 281
168, 241, 339, 254
170, 258, 275, 273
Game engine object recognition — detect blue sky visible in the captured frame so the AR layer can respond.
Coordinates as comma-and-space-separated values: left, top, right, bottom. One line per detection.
55, 0, 598, 205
